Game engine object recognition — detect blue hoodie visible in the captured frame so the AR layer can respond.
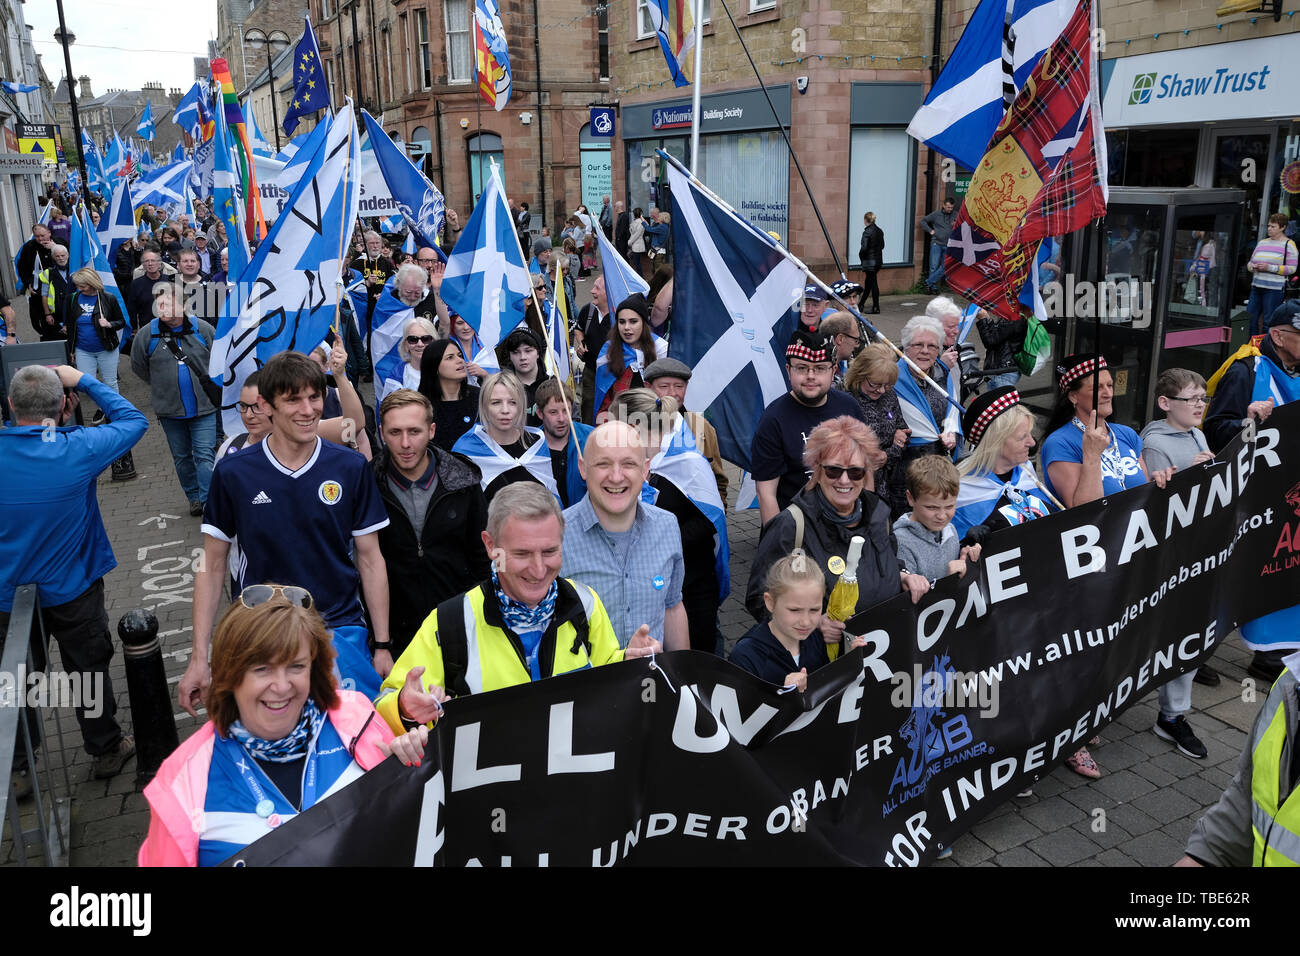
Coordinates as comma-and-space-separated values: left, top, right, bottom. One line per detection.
0, 375, 147, 611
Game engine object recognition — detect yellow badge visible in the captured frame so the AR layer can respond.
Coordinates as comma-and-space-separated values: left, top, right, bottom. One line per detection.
318, 480, 342, 505
827, 555, 846, 575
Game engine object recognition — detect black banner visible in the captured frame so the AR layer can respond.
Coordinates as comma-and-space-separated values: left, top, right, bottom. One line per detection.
229, 409, 1300, 866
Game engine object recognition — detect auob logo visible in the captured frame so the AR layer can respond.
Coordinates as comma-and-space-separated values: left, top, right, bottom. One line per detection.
882, 653, 989, 817
1129, 72, 1156, 106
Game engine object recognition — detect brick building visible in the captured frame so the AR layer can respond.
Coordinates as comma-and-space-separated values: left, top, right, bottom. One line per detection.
608, 0, 937, 292
311, 0, 610, 232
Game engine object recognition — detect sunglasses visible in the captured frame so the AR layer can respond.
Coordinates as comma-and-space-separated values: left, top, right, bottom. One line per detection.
239, 584, 314, 610
405, 335, 434, 346
822, 465, 867, 481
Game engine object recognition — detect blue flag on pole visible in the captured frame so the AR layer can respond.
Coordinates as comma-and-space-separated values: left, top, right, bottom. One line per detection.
81, 130, 110, 196
440, 162, 530, 362
1, 80, 38, 95
593, 221, 649, 312
172, 81, 207, 140
212, 92, 251, 281
663, 157, 805, 470
132, 161, 192, 211
76, 205, 130, 326
173, 141, 186, 163
649, 417, 730, 601
906, 0, 1077, 171
137, 99, 156, 141
283, 16, 330, 136
244, 102, 275, 158
98, 179, 136, 266
104, 133, 126, 179
360, 109, 446, 258
209, 102, 361, 434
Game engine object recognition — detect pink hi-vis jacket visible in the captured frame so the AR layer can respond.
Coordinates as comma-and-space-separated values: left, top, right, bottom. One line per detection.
138, 691, 395, 867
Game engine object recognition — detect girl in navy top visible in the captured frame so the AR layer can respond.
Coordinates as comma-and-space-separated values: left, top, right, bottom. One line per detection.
731, 554, 836, 692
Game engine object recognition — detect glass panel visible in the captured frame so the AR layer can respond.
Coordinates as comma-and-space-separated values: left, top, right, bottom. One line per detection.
848, 127, 915, 266
470, 151, 504, 207
581, 145, 613, 216
697, 130, 790, 242
1162, 208, 1238, 385
446, 1, 471, 84
1213, 132, 1271, 306
1115, 127, 1197, 187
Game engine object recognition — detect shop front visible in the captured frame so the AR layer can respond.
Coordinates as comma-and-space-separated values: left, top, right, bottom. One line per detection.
1102, 33, 1300, 307
620, 86, 792, 241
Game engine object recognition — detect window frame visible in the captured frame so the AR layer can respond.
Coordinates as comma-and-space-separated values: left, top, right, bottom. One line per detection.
444, 0, 472, 86
416, 8, 432, 91
636, 0, 710, 41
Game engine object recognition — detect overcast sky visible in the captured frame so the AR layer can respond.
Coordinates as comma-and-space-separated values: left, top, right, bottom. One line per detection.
24, 0, 217, 97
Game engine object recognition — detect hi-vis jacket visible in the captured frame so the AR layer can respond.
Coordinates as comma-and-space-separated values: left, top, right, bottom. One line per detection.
376, 577, 624, 734
137, 691, 393, 867
1187, 668, 1300, 866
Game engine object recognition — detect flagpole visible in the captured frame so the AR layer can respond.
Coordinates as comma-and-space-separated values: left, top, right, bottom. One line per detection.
1090, 0, 1104, 407
539, 250, 582, 462
656, 147, 960, 411
688, 0, 703, 171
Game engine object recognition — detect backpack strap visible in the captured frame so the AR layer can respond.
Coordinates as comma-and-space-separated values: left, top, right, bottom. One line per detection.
432, 590, 473, 699
146, 317, 162, 357
558, 578, 592, 659
785, 502, 805, 553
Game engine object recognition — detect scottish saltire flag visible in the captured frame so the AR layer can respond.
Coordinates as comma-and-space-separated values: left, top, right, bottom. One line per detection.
209, 103, 362, 433
132, 161, 192, 210
593, 336, 669, 421
360, 110, 446, 258
274, 111, 331, 192
645, 0, 695, 87
957, 303, 980, 345
75, 205, 130, 321
1, 80, 38, 95
66, 203, 95, 276
189, 136, 215, 201
440, 163, 530, 365
907, 0, 1077, 170
81, 130, 111, 196
283, 16, 329, 135
664, 159, 804, 470
895, 356, 962, 446
379, 212, 403, 234
172, 141, 186, 163
650, 417, 730, 601
366, 281, 416, 406
452, 425, 559, 500
138, 148, 155, 173
732, 472, 762, 513
98, 179, 136, 266
137, 100, 156, 141
473, 0, 513, 110
172, 81, 208, 140
593, 222, 649, 310
105, 133, 127, 179
944, 0, 1106, 320
951, 464, 1054, 539
12, 201, 51, 292
244, 102, 275, 158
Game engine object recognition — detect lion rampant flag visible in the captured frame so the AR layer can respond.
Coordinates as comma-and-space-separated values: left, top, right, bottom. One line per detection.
943, 0, 1107, 321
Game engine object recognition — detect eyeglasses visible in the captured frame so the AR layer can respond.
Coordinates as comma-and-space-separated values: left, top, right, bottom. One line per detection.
1168, 395, 1207, 406
790, 363, 834, 375
237, 401, 261, 414
416, 258, 438, 266
907, 342, 940, 352
862, 379, 891, 391
822, 465, 867, 481
239, 584, 314, 610
405, 335, 434, 346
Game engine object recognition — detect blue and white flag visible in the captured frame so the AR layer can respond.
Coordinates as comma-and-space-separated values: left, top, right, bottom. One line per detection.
137, 99, 156, 141
593, 221, 649, 311
906, 0, 1077, 170
594, 336, 668, 420
283, 15, 330, 136
209, 102, 362, 434
957, 303, 979, 345
452, 424, 559, 500
365, 280, 415, 409
12, 201, 51, 292
895, 357, 962, 446
951, 464, 1054, 539
66, 203, 95, 278
244, 102, 276, 158
173, 141, 186, 163
440, 162, 530, 365
274, 111, 331, 193
132, 161, 192, 210
172, 81, 207, 140
212, 93, 251, 281
663, 159, 804, 470
75, 205, 130, 325
1, 80, 38, 95
649, 416, 731, 601
138, 147, 155, 173
189, 136, 215, 201
104, 133, 127, 179
379, 211, 404, 234
98, 179, 136, 266
360, 110, 446, 258
81, 130, 111, 196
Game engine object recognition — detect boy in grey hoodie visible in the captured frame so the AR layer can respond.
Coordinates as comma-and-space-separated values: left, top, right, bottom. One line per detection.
1139, 368, 1217, 761
893, 456, 981, 583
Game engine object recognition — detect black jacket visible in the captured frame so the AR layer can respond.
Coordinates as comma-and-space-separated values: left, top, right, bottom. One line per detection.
127, 274, 169, 329
15, 239, 53, 294
1204, 333, 1297, 452
747, 485, 902, 623
730, 620, 830, 687
372, 443, 491, 655
65, 292, 126, 352
976, 312, 1026, 373
859, 223, 885, 267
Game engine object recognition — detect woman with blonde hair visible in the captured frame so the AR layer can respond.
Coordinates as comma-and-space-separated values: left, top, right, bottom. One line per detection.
452, 370, 558, 503
64, 266, 126, 396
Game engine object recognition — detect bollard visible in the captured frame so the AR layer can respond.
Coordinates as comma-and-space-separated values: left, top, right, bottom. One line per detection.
117, 609, 180, 786
111, 449, 137, 481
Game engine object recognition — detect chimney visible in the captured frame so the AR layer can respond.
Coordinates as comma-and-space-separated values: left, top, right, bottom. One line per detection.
78, 75, 92, 99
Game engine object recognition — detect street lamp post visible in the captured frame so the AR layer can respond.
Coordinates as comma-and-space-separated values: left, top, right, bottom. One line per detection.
245, 29, 291, 152
53, 1, 91, 204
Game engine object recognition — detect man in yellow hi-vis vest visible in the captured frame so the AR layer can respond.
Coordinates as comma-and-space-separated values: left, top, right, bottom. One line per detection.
1180, 661, 1300, 866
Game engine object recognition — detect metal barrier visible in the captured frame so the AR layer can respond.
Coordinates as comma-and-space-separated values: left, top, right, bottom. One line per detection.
0, 585, 73, 866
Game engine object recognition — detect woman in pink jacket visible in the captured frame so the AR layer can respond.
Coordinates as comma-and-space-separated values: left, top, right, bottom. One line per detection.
139, 586, 429, 867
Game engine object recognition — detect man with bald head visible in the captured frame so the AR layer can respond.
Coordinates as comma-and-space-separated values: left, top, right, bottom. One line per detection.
561, 421, 688, 650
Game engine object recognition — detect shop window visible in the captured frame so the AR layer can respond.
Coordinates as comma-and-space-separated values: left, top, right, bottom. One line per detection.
848, 128, 916, 266
697, 130, 790, 242
1109, 127, 1198, 188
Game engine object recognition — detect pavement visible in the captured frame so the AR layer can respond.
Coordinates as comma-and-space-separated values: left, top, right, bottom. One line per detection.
0, 286, 1261, 867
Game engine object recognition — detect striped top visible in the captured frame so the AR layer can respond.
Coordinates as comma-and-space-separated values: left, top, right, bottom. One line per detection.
1248, 236, 1298, 291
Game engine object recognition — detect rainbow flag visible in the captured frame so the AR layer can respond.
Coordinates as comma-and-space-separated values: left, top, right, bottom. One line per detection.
211, 57, 267, 243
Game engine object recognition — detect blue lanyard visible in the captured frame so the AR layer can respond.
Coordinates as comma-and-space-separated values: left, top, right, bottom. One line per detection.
214, 728, 322, 827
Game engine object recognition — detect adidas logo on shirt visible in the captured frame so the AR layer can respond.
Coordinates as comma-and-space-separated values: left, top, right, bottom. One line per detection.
251, 491, 272, 504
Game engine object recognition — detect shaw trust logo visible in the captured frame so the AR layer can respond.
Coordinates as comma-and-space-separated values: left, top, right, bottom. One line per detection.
1129, 72, 1156, 105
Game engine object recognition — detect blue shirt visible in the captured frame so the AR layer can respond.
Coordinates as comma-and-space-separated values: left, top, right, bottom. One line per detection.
0, 378, 147, 611
1040, 421, 1146, 501
202, 437, 390, 629
75, 293, 104, 353
560, 496, 684, 648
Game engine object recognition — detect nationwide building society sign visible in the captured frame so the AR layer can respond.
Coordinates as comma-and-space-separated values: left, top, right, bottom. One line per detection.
1103, 34, 1297, 126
